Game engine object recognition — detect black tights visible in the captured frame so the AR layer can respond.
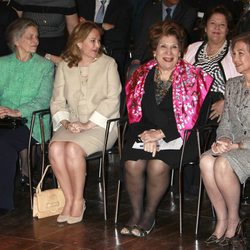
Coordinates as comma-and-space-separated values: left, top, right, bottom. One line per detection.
124, 159, 170, 230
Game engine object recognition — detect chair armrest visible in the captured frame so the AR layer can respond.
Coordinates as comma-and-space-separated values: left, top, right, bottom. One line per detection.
102, 117, 128, 159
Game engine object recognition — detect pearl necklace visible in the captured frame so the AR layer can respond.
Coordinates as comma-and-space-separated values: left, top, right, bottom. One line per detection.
203, 40, 227, 60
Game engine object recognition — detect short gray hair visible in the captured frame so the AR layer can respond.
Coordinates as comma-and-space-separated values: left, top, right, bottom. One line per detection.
231, 32, 250, 52
6, 18, 38, 52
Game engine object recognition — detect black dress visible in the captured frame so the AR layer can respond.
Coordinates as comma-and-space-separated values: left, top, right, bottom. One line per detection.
122, 68, 208, 168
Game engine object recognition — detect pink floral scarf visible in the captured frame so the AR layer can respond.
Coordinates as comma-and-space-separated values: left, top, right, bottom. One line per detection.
125, 59, 213, 139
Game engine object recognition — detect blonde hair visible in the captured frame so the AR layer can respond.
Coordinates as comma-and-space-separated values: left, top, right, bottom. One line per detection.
62, 21, 103, 68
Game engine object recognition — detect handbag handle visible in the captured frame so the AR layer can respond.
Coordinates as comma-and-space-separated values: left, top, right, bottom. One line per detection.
35, 165, 60, 193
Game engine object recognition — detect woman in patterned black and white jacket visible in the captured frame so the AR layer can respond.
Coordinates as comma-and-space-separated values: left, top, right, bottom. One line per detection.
184, 5, 240, 123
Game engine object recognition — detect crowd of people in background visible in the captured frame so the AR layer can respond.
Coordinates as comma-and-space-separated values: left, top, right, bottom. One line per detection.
0, 0, 250, 248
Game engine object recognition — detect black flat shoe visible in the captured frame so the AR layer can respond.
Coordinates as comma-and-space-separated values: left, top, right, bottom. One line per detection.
204, 234, 222, 245
131, 220, 155, 237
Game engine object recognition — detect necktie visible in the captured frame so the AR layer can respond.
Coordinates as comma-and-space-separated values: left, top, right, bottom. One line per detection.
95, 0, 106, 23
165, 8, 172, 20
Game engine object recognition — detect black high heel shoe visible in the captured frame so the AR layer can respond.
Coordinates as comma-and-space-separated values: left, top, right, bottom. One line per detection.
204, 234, 223, 245
131, 220, 155, 237
120, 225, 136, 236
219, 219, 247, 248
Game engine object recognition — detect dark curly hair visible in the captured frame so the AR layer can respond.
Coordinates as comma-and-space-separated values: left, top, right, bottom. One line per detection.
148, 20, 187, 57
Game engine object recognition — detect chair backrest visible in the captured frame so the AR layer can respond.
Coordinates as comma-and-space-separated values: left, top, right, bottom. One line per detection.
28, 108, 51, 209
38, 109, 52, 171
197, 124, 218, 154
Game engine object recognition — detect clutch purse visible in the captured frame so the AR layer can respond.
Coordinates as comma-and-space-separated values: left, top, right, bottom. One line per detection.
33, 165, 65, 219
0, 116, 27, 129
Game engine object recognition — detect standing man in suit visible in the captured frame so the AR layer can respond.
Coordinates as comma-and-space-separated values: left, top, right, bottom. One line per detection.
0, 0, 18, 56
76, 0, 133, 84
131, 0, 197, 66
235, 0, 250, 35
128, 0, 151, 42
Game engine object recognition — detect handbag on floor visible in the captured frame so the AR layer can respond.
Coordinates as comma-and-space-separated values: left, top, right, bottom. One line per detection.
33, 165, 65, 219
0, 116, 27, 129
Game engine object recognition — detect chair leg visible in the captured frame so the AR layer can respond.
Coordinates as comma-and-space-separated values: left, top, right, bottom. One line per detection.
98, 158, 102, 181
115, 180, 121, 224
179, 167, 183, 236
195, 174, 203, 236
179, 131, 188, 236
28, 145, 33, 209
101, 156, 107, 220
170, 169, 175, 190
241, 181, 250, 204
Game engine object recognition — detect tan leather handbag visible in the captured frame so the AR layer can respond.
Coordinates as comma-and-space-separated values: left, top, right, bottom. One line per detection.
33, 165, 65, 219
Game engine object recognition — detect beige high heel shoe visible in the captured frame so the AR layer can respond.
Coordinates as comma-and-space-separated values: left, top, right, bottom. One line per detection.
57, 214, 69, 223
67, 201, 86, 225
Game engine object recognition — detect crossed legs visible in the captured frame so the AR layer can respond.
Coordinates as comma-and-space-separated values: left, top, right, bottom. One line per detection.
49, 141, 86, 217
200, 154, 241, 238
124, 159, 170, 230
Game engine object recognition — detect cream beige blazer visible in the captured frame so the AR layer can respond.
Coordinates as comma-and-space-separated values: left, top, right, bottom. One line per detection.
50, 54, 121, 131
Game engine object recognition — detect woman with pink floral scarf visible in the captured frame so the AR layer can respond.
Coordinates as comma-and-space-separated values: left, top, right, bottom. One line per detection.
120, 20, 213, 237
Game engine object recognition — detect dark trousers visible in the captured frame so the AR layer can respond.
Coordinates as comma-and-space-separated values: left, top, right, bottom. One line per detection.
0, 126, 30, 210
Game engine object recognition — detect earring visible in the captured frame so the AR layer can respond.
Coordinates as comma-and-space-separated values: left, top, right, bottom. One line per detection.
76, 43, 81, 49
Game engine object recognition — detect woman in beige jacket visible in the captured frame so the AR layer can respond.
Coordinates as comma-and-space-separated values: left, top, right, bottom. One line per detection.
49, 21, 121, 224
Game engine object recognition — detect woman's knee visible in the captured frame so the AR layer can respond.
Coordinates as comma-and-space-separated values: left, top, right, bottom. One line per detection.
200, 154, 214, 173
49, 142, 65, 161
147, 160, 169, 176
124, 160, 145, 176
214, 156, 232, 176
65, 142, 85, 159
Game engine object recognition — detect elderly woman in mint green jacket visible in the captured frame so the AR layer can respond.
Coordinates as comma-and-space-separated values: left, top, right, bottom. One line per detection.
0, 18, 54, 215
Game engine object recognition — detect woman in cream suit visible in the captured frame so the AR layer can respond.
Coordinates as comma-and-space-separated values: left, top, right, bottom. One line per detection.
49, 21, 121, 224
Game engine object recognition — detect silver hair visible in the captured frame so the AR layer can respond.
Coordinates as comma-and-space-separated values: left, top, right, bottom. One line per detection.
6, 18, 38, 52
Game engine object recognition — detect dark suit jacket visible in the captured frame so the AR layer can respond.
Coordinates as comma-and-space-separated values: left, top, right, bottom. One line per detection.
133, 0, 197, 63
0, 2, 18, 56
76, 0, 132, 51
194, 0, 244, 25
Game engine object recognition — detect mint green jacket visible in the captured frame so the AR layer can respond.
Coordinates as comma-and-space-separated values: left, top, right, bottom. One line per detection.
0, 53, 54, 142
